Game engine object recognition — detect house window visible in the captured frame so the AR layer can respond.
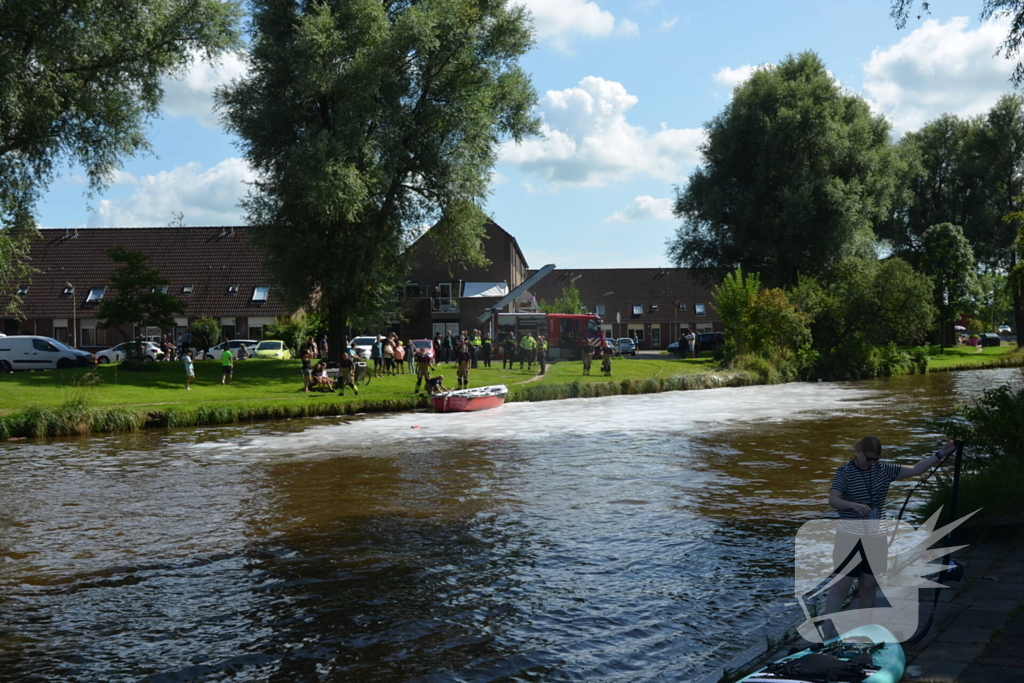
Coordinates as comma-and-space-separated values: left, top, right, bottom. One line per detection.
632, 304, 643, 316
252, 285, 270, 302
650, 304, 658, 312
627, 325, 645, 341
152, 285, 168, 294
182, 284, 194, 294
62, 285, 74, 296
405, 281, 421, 298
17, 286, 28, 296
695, 303, 706, 315
678, 303, 687, 310
594, 304, 606, 316
227, 284, 239, 294
86, 287, 106, 303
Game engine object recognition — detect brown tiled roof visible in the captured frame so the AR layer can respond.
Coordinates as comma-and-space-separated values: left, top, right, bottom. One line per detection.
526, 268, 721, 325
4, 227, 289, 319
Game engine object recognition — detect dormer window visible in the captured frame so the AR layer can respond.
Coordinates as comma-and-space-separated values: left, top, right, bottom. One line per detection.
227, 284, 239, 294
85, 287, 106, 303
252, 285, 269, 302
182, 285, 194, 295
152, 285, 168, 294
17, 286, 28, 296
62, 286, 74, 296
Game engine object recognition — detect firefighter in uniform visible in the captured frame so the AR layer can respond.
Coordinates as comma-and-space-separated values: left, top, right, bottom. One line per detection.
537, 335, 548, 375
456, 342, 472, 388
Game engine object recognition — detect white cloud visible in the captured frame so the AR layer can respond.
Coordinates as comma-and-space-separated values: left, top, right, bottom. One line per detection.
516, 0, 636, 51
658, 17, 679, 32
87, 159, 254, 227
499, 76, 704, 187
863, 16, 1015, 134
714, 64, 759, 89
161, 51, 247, 128
604, 195, 675, 222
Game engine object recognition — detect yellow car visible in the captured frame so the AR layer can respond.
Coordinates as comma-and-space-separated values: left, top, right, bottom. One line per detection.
252, 340, 292, 359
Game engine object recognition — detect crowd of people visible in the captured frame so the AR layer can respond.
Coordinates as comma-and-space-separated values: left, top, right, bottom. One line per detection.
173, 327, 628, 394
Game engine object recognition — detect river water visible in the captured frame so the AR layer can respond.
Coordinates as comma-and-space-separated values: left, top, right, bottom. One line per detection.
1, 368, 1021, 682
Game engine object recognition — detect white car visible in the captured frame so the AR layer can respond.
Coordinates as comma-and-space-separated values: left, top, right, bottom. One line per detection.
998, 324, 1012, 334
95, 341, 164, 363
348, 335, 376, 359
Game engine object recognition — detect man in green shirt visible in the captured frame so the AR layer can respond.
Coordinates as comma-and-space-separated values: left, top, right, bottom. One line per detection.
519, 332, 537, 370
221, 344, 234, 385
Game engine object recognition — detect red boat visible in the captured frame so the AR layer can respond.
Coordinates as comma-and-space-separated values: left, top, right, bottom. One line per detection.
430, 384, 508, 412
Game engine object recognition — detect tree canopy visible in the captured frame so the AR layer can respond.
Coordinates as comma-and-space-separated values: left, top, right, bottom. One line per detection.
919, 223, 979, 347
97, 248, 186, 351
667, 51, 897, 288
218, 0, 539, 359
0, 0, 242, 313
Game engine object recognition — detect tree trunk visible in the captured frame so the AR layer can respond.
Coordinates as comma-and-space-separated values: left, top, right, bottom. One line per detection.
328, 303, 349, 363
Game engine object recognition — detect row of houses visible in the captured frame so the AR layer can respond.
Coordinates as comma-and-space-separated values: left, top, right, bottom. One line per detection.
0, 223, 722, 351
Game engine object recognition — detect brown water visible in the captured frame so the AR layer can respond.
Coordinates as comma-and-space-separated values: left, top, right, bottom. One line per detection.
1, 368, 1021, 682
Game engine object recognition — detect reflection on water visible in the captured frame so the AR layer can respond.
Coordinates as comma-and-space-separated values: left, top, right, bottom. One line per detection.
0, 368, 1020, 681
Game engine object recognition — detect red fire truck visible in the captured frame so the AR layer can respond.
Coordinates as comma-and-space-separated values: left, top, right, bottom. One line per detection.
495, 313, 605, 360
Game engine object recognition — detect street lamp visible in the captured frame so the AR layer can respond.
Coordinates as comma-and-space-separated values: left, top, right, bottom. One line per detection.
66, 282, 76, 348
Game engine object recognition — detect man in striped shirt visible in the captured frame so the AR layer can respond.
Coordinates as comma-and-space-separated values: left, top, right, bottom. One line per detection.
823, 435, 956, 637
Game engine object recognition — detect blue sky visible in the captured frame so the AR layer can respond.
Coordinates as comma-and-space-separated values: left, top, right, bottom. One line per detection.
36, 0, 1016, 268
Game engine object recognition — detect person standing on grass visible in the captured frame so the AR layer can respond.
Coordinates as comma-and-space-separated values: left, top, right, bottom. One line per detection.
455, 342, 472, 389
685, 328, 696, 359
537, 335, 548, 375
221, 343, 234, 385
183, 350, 195, 390
338, 352, 358, 396
519, 332, 536, 370
414, 347, 432, 392
371, 335, 383, 378
503, 333, 516, 369
318, 334, 328, 360
301, 348, 314, 393
442, 331, 454, 364
582, 342, 594, 375
481, 333, 492, 368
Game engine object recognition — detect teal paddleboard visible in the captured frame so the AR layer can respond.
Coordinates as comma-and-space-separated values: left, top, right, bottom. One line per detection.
739, 624, 905, 683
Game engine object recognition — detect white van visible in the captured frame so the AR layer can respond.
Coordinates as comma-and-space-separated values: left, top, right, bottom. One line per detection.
0, 336, 97, 373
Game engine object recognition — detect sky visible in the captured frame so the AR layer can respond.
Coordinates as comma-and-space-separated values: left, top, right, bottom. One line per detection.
35, 0, 1021, 269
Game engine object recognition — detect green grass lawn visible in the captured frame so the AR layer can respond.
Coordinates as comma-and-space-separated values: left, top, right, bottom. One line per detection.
0, 354, 716, 414
921, 343, 1022, 370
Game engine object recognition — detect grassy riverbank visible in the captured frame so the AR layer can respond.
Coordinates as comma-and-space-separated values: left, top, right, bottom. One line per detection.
0, 355, 720, 439
1, 344, 1020, 440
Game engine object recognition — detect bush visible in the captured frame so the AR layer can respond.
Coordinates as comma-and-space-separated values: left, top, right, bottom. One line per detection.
920, 385, 1024, 524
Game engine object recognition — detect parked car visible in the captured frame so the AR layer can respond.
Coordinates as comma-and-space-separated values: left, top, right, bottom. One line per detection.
252, 340, 292, 359
210, 339, 259, 359
998, 324, 1012, 334
95, 341, 164, 363
348, 335, 376, 359
411, 339, 435, 362
614, 337, 637, 356
0, 335, 97, 372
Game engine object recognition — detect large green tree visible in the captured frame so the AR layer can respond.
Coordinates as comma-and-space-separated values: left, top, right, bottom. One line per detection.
0, 0, 242, 314
218, 0, 539, 360
667, 52, 897, 288
97, 248, 186, 357
919, 223, 979, 349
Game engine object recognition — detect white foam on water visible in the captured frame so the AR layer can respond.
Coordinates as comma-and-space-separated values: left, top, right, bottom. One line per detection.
216, 381, 884, 456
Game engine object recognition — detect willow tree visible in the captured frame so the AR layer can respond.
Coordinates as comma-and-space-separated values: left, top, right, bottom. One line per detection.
0, 0, 242, 315
667, 52, 897, 288
217, 0, 539, 359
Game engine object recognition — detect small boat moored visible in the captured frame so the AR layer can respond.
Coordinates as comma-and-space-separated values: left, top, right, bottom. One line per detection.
431, 384, 508, 412
739, 624, 905, 683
